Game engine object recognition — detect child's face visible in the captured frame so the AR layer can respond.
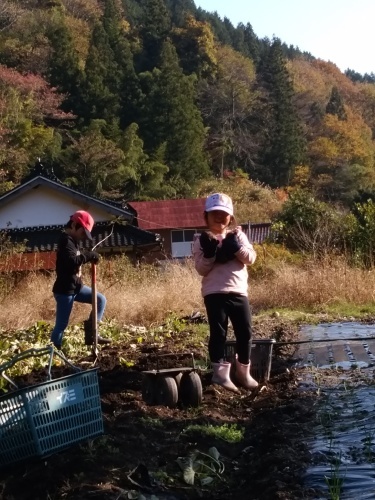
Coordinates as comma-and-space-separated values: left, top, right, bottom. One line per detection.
206, 210, 232, 233
71, 223, 87, 241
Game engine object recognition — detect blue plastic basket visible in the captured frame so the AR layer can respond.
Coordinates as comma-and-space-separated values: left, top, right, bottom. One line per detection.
0, 347, 103, 467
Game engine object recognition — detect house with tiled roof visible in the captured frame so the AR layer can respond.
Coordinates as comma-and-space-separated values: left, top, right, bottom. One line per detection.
128, 198, 206, 258
0, 169, 161, 271
128, 199, 272, 259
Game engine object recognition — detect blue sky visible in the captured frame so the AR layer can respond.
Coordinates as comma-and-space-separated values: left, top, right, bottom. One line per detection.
193, 0, 374, 75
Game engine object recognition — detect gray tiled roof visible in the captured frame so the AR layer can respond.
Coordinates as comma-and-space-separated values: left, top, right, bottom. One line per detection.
5, 222, 161, 253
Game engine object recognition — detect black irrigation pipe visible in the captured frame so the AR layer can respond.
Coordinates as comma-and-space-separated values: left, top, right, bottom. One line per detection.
274, 336, 375, 346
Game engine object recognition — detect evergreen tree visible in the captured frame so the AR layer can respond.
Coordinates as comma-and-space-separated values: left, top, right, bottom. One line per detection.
117, 123, 173, 199
256, 39, 306, 187
230, 23, 260, 64
120, 0, 143, 24
137, 0, 171, 72
164, 0, 196, 27
140, 40, 209, 194
345, 69, 364, 83
102, 0, 123, 44
363, 72, 375, 84
46, 22, 83, 116
102, 0, 141, 128
326, 86, 347, 121
242, 23, 260, 63
82, 22, 120, 124
228, 22, 261, 63
195, 9, 232, 46
222, 16, 237, 47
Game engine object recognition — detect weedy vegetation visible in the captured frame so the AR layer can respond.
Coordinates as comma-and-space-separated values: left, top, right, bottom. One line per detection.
182, 423, 245, 443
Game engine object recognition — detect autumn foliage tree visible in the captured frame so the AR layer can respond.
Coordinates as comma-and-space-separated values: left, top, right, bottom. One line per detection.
0, 0, 374, 208
309, 109, 375, 202
198, 44, 257, 176
0, 65, 72, 184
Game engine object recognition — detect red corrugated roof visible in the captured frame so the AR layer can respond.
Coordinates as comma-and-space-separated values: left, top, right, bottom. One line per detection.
128, 199, 206, 230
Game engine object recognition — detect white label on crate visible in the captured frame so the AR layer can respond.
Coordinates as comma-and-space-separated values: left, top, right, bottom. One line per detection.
47, 383, 84, 411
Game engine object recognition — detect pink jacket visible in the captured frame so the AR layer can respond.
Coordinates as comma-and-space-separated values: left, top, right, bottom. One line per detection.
192, 227, 256, 297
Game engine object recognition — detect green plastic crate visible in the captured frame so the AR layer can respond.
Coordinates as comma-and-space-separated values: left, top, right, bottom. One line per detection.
224, 339, 275, 383
0, 347, 103, 467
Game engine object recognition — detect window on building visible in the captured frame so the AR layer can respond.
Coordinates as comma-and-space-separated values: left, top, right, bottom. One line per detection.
171, 229, 197, 258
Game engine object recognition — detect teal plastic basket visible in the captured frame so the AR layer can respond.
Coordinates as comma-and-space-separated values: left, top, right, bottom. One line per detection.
0, 347, 103, 467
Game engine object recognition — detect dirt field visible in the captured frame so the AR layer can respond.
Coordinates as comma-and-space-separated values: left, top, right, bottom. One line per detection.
0, 318, 321, 500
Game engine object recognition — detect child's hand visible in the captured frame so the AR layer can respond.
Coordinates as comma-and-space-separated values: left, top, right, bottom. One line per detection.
86, 251, 100, 263
199, 231, 219, 258
220, 232, 241, 259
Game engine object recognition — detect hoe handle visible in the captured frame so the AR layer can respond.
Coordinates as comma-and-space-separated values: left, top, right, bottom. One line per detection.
91, 262, 98, 353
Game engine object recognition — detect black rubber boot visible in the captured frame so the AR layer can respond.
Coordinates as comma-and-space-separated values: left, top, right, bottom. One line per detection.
84, 320, 111, 346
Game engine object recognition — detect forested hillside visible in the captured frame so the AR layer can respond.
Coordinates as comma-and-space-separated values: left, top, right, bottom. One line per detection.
0, 0, 374, 207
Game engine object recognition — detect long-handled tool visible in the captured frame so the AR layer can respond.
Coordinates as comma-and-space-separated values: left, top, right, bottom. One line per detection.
89, 217, 126, 363
91, 261, 99, 361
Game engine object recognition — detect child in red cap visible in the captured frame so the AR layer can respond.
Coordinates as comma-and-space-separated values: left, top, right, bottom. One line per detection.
50, 210, 110, 349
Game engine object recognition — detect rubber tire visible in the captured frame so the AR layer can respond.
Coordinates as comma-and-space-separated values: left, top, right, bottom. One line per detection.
175, 372, 183, 390
179, 371, 203, 408
155, 376, 179, 408
141, 375, 157, 405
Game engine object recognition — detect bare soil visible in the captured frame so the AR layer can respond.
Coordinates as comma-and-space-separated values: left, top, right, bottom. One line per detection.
0, 317, 321, 500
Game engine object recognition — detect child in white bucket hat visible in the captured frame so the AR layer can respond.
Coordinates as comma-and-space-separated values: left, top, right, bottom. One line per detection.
192, 193, 258, 392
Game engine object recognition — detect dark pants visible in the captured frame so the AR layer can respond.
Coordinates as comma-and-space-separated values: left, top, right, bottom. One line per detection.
204, 293, 252, 365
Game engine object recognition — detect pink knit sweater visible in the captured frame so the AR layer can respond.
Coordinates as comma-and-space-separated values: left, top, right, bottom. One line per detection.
192, 228, 257, 297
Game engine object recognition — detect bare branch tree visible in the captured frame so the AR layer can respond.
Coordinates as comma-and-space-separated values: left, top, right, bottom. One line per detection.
0, 1, 24, 32
288, 219, 340, 259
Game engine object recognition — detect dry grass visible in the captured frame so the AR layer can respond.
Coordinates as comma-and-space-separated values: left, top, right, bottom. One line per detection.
103, 258, 203, 326
250, 256, 375, 311
0, 258, 203, 330
1, 255, 375, 331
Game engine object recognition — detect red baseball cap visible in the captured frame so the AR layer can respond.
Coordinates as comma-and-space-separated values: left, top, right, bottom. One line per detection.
70, 210, 94, 240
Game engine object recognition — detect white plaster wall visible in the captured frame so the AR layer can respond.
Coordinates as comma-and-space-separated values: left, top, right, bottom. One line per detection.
0, 186, 113, 229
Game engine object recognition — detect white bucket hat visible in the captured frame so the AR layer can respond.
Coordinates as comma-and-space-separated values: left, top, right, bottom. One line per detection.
205, 193, 233, 216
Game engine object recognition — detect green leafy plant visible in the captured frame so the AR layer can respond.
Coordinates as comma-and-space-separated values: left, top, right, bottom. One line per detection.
164, 312, 187, 333
324, 452, 345, 500
140, 416, 164, 428
183, 423, 244, 443
176, 447, 225, 486
119, 357, 135, 367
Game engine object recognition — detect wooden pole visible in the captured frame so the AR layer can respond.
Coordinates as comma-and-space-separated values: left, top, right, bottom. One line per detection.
91, 262, 98, 358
